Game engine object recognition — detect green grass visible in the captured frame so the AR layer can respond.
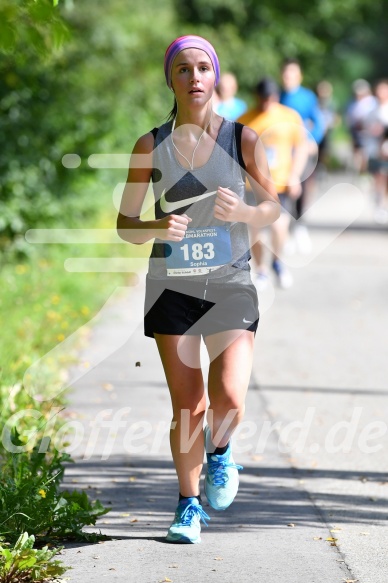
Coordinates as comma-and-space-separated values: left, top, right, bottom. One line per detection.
1, 243, 132, 386
0, 177, 152, 389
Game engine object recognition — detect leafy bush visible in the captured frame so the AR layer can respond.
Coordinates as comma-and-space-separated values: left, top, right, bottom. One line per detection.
0, 438, 109, 544
0, 532, 67, 583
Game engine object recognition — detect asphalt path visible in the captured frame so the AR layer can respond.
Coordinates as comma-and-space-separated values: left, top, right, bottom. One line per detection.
61, 172, 388, 582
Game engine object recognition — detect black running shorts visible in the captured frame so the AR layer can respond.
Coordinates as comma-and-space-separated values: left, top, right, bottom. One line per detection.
144, 276, 259, 338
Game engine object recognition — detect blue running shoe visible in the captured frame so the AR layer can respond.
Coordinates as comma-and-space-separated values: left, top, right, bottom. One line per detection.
204, 425, 243, 511
166, 497, 210, 544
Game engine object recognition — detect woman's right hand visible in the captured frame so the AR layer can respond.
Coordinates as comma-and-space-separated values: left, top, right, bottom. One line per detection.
155, 214, 192, 241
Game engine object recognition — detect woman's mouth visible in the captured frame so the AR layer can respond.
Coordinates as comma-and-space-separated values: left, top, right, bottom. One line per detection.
189, 88, 203, 94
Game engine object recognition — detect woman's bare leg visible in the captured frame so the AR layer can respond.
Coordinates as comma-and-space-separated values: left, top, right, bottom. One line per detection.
154, 333, 207, 497
205, 330, 255, 447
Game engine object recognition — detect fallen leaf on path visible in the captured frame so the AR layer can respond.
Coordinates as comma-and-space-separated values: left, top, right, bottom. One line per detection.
287, 523, 295, 527
214, 557, 223, 561
109, 568, 116, 571
121, 513, 131, 517
159, 578, 172, 582
359, 532, 370, 536
313, 537, 322, 540
130, 518, 138, 523
128, 477, 137, 482
330, 529, 342, 533
326, 537, 338, 542
342, 579, 358, 582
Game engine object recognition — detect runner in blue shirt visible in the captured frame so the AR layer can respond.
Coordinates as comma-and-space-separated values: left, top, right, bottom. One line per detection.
280, 58, 324, 253
280, 60, 324, 146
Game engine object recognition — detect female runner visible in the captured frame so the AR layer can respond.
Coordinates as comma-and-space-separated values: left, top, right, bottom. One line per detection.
117, 35, 279, 543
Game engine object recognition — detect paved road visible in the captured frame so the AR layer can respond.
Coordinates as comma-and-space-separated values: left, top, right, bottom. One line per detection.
61, 173, 388, 582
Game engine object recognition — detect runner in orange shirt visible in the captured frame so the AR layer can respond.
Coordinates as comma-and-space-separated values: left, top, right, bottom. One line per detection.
238, 77, 308, 289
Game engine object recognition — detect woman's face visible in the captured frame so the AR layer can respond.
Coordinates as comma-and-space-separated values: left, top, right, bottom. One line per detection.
170, 48, 215, 107
282, 64, 302, 91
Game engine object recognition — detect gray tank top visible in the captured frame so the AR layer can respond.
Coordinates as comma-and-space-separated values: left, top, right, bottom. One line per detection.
148, 118, 252, 285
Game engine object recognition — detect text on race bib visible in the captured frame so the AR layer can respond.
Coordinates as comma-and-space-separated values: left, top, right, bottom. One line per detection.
166, 226, 232, 276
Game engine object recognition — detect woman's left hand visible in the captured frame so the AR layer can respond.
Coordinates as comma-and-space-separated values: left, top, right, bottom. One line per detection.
213, 187, 248, 223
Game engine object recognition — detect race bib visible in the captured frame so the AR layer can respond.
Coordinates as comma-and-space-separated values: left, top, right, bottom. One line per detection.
166, 226, 232, 277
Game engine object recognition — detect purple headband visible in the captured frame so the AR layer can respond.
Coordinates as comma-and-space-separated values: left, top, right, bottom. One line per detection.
164, 35, 220, 89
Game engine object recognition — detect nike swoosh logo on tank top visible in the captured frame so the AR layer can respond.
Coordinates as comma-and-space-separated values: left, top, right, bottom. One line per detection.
158, 172, 217, 215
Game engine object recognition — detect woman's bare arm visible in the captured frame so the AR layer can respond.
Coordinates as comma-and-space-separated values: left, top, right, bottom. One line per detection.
117, 132, 190, 244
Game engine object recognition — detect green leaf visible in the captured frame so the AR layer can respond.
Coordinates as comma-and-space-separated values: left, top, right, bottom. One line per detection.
17, 555, 37, 569
0, 548, 13, 561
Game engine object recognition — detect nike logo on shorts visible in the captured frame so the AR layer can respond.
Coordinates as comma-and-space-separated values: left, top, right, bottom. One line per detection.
159, 189, 218, 214
243, 318, 253, 324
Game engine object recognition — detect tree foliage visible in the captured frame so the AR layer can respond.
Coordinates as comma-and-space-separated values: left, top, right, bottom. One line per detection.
0, 0, 69, 56
174, 0, 386, 86
0, 0, 177, 258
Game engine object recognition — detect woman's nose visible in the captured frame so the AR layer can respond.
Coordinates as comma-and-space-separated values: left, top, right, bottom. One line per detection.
190, 68, 200, 83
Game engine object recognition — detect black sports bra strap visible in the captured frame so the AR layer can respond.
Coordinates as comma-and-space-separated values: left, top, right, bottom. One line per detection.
234, 122, 246, 178
150, 127, 160, 183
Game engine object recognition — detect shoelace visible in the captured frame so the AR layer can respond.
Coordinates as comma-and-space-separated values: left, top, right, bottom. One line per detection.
176, 503, 210, 527
207, 457, 243, 486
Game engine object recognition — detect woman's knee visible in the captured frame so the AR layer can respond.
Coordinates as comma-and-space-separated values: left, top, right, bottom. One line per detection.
171, 391, 207, 418
209, 393, 245, 417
